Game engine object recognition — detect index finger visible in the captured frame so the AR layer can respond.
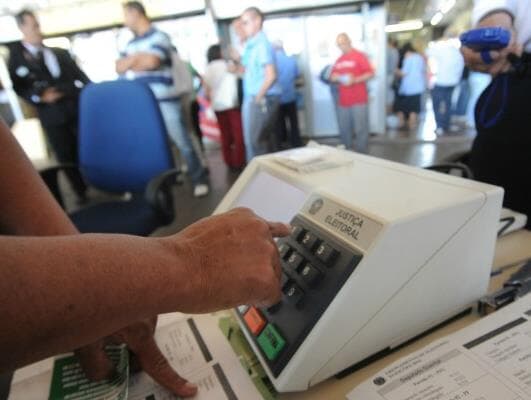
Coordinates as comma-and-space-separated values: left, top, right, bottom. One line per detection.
267, 221, 291, 237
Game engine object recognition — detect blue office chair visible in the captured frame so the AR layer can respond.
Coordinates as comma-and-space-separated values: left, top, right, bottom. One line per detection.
40, 80, 181, 235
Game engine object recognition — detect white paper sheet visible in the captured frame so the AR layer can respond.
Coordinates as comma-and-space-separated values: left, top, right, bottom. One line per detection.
128, 313, 262, 400
347, 294, 531, 400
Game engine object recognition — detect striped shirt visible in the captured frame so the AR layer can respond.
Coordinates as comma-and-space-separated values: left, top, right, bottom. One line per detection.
122, 27, 177, 100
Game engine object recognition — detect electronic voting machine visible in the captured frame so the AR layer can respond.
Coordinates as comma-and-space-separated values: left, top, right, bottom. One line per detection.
214, 144, 503, 392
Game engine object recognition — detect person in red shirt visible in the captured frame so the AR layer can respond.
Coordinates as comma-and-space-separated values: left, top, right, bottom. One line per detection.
331, 33, 374, 153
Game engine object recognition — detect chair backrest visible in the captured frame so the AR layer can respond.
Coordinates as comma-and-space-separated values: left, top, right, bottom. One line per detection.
78, 80, 174, 193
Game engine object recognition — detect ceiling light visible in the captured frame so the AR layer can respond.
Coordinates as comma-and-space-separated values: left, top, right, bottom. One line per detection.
440, 0, 456, 14
430, 12, 444, 26
385, 20, 424, 33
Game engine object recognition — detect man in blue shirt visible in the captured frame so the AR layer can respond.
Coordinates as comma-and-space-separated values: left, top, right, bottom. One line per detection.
274, 42, 302, 148
117, 1, 208, 197
238, 7, 282, 160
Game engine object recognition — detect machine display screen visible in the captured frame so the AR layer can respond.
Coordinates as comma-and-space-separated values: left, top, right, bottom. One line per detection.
232, 170, 308, 224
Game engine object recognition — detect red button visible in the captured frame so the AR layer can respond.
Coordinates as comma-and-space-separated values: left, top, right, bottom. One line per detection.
243, 307, 267, 336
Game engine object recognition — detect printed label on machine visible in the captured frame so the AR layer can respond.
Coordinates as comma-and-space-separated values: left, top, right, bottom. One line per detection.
347, 293, 531, 400
301, 194, 382, 252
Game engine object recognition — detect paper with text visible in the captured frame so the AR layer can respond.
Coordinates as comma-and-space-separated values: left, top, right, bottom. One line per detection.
347, 294, 531, 400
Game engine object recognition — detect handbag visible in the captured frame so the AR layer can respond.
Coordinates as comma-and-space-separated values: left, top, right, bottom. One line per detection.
170, 51, 193, 97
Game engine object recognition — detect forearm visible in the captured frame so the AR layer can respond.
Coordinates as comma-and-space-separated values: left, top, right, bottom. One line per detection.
354, 71, 374, 84
0, 121, 77, 236
0, 234, 191, 372
9, 76, 38, 105
128, 53, 161, 72
256, 69, 276, 101
116, 57, 133, 74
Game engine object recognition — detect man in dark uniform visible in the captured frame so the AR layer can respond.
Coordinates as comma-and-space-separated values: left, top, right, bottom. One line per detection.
8, 9, 89, 201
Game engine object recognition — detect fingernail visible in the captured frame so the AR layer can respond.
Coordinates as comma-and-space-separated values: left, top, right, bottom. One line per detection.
184, 382, 198, 390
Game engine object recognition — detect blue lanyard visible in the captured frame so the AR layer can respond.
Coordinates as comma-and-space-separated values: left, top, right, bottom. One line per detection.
478, 73, 509, 129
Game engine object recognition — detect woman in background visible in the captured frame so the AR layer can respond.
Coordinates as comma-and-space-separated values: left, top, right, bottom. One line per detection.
394, 42, 427, 130
203, 44, 245, 171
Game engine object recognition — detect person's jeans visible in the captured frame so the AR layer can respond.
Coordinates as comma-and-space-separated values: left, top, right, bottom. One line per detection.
431, 85, 455, 131
278, 101, 302, 148
158, 99, 206, 185
242, 95, 280, 161
337, 103, 369, 153
453, 79, 470, 117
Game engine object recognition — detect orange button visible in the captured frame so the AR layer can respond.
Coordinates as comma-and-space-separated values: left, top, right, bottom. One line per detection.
243, 307, 267, 336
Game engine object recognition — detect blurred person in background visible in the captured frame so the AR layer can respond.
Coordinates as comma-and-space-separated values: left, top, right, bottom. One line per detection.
186, 62, 208, 160
0, 82, 15, 127
8, 9, 89, 203
203, 44, 245, 171
170, 49, 207, 164
235, 7, 282, 160
452, 66, 471, 127
394, 42, 426, 131
461, 0, 530, 227
116, 1, 209, 197
427, 34, 465, 135
229, 17, 248, 107
273, 41, 302, 149
331, 33, 374, 153
319, 64, 340, 119
386, 38, 400, 114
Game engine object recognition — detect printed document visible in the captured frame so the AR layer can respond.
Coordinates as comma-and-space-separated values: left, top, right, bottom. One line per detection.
347, 294, 531, 400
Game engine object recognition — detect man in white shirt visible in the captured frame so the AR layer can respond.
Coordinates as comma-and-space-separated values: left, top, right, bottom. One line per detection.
461, 0, 530, 228
428, 36, 465, 134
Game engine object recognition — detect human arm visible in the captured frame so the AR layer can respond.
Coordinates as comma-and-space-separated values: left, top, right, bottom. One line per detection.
115, 52, 162, 74
0, 114, 194, 397
461, 1, 522, 75
332, 58, 374, 85
0, 122, 289, 381
7, 47, 61, 105
352, 71, 374, 84
0, 210, 288, 371
352, 53, 375, 84
227, 47, 245, 75
52, 50, 91, 98
255, 63, 277, 102
0, 121, 77, 235
63, 51, 90, 85
395, 54, 411, 78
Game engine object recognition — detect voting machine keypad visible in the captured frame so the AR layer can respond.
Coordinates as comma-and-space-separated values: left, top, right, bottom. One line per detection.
237, 215, 362, 377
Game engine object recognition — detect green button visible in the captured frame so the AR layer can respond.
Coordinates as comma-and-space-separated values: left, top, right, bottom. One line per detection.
257, 324, 286, 361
